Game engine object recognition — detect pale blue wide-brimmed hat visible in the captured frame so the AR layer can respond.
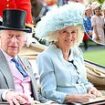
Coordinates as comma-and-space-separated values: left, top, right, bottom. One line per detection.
35, 2, 85, 40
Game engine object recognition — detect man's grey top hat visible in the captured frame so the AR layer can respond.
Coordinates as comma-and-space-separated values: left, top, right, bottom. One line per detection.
0, 9, 32, 33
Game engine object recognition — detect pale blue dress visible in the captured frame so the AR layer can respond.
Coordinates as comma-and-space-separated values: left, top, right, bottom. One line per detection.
36, 44, 93, 103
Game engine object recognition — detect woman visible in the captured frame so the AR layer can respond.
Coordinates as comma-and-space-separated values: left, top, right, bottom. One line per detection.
102, 2, 105, 37
83, 5, 93, 50
83, 5, 93, 37
35, 2, 101, 104
91, 2, 105, 45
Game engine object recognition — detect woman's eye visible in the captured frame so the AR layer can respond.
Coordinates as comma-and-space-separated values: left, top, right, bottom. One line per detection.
62, 30, 67, 33
71, 31, 76, 34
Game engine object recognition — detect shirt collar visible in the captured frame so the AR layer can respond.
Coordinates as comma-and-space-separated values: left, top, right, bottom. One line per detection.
68, 49, 74, 61
52, 44, 74, 61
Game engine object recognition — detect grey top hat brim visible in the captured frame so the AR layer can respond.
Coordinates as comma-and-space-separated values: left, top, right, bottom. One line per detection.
0, 26, 32, 33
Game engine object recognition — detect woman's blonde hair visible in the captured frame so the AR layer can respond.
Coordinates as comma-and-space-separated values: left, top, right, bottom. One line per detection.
43, 25, 84, 46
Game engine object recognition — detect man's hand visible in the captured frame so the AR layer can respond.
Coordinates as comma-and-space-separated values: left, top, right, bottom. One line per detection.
5, 91, 30, 105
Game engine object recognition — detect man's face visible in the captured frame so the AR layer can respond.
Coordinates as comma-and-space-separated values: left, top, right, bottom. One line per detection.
0, 30, 26, 57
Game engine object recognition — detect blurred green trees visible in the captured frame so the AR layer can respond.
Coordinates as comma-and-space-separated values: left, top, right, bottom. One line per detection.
87, 0, 104, 4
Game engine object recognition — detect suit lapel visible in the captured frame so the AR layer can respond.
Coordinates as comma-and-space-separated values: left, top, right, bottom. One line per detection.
0, 50, 15, 89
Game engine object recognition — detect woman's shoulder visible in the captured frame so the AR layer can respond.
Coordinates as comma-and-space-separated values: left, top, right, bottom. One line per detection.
91, 15, 97, 19
37, 44, 57, 59
72, 47, 83, 58
72, 47, 82, 54
83, 16, 89, 21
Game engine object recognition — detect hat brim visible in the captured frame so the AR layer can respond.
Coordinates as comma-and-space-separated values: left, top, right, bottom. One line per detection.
0, 26, 32, 33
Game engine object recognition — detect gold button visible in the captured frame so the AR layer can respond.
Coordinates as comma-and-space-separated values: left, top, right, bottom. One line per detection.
6, 4, 9, 7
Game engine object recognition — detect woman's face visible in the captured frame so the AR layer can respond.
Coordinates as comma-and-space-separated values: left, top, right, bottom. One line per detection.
85, 9, 92, 17
94, 7, 102, 16
57, 26, 78, 49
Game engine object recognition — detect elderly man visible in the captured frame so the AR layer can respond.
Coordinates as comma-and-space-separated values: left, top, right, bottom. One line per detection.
0, 9, 50, 105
